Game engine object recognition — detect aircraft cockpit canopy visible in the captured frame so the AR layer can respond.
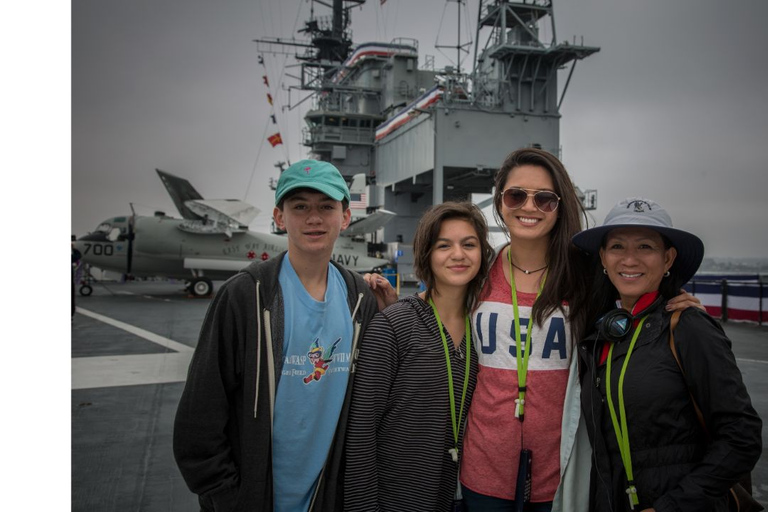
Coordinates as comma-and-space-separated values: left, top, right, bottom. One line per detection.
79, 217, 130, 242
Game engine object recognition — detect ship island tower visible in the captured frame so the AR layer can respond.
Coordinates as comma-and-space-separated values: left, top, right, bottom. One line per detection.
256, 0, 599, 279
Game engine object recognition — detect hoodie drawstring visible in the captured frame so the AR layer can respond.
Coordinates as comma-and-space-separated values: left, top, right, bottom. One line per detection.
254, 280, 261, 418
264, 309, 275, 424
350, 292, 364, 374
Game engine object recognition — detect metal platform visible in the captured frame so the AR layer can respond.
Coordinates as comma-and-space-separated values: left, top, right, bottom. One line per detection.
71, 280, 768, 511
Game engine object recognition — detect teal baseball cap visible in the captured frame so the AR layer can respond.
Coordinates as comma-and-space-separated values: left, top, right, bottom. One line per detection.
274, 159, 351, 206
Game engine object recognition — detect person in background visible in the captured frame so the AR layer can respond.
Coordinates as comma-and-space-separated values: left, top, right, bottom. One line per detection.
573, 197, 761, 512
72, 241, 82, 319
345, 202, 494, 511
173, 160, 378, 512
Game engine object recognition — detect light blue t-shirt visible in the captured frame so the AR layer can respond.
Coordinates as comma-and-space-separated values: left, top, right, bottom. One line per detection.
272, 254, 353, 512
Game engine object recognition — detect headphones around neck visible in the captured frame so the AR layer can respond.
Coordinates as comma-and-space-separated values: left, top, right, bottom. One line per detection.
596, 308, 634, 343
595, 295, 664, 343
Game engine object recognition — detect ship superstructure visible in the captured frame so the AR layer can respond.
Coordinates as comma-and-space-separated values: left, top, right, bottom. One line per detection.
255, 0, 599, 277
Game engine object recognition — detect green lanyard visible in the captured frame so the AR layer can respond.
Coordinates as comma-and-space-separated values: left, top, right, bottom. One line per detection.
508, 250, 547, 421
428, 298, 471, 463
605, 317, 647, 510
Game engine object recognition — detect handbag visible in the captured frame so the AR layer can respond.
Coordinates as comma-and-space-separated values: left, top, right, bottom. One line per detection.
668, 310, 764, 512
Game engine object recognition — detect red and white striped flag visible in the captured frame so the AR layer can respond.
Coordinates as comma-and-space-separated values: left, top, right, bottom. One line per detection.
349, 193, 367, 209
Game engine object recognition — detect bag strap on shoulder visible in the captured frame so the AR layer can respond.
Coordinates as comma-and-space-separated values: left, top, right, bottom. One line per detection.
668, 309, 709, 438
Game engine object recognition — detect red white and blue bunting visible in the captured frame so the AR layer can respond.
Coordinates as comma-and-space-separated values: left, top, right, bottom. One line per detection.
375, 85, 444, 141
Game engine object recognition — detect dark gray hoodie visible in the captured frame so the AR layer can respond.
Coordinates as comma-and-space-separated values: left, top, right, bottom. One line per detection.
174, 252, 378, 511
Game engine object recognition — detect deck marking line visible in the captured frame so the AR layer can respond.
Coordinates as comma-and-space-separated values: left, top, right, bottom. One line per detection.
76, 307, 194, 353
736, 357, 768, 365
72, 353, 193, 390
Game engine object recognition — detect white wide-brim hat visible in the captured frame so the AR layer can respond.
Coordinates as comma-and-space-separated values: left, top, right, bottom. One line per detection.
572, 197, 704, 284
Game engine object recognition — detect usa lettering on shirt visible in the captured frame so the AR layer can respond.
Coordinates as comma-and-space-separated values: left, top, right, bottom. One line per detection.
473, 299, 571, 371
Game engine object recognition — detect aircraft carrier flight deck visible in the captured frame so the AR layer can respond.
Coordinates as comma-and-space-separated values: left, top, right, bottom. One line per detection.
72, 280, 768, 511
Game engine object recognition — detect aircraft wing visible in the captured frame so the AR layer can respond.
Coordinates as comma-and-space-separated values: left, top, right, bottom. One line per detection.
156, 169, 205, 220
184, 258, 251, 272
342, 209, 396, 237
185, 199, 260, 227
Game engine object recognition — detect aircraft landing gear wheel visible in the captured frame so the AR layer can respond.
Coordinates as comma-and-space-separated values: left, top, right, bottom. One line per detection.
190, 278, 213, 297
79, 285, 93, 297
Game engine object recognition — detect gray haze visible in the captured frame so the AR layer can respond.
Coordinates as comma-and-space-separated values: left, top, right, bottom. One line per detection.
72, 0, 768, 258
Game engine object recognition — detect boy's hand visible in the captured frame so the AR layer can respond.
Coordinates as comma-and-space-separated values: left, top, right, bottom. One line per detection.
666, 289, 705, 312
363, 273, 398, 311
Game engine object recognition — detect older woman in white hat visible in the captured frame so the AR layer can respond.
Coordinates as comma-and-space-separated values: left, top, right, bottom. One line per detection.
572, 198, 761, 512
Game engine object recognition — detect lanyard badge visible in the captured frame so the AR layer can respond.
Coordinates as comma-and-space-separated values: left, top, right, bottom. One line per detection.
514, 448, 533, 510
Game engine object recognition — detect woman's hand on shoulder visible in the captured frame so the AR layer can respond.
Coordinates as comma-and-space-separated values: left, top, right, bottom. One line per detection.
666, 289, 705, 312
363, 273, 398, 311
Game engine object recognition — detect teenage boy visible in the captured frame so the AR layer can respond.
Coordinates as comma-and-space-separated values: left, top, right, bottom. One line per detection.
174, 160, 379, 512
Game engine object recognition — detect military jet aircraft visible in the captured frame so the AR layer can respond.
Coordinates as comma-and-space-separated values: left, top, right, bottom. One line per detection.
74, 169, 394, 297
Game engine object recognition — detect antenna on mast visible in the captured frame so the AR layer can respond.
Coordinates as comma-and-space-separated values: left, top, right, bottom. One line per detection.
435, 0, 472, 74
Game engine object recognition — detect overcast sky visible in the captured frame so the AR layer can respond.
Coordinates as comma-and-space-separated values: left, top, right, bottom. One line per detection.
71, 0, 768, 259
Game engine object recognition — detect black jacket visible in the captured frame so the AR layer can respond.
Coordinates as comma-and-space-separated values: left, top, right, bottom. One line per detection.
578, 304, 761, 512
174, 253, 378, 511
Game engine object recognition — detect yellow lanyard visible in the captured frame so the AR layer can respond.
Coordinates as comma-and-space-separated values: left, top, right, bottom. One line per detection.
508, 249, 546, 421
428, 298, 471, 463
605, 317, 647, 510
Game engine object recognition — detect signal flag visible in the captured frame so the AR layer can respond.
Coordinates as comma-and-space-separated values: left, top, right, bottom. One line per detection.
268, 133, 283, 147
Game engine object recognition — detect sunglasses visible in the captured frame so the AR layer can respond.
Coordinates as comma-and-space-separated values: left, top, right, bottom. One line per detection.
501, 187, 561, 213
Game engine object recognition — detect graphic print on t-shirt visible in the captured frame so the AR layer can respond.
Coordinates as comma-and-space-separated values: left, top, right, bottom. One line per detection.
303, 337, 342, 384
473, 302, 570, 369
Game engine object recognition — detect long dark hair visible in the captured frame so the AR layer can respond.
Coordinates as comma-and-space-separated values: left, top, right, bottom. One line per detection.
413, 201, 495, 313
492, 148, 591, 340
